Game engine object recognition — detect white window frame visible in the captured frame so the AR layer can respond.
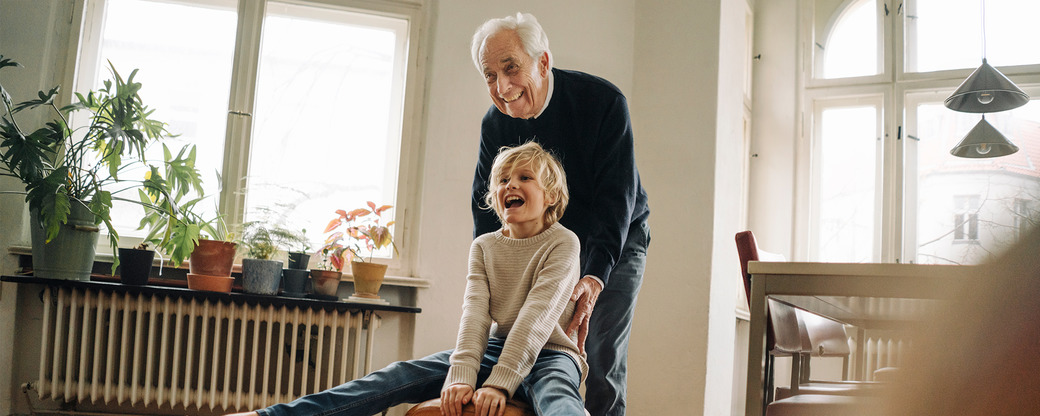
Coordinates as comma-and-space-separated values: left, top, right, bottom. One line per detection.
67, 0, 429, 274
798, 0, 1040, 264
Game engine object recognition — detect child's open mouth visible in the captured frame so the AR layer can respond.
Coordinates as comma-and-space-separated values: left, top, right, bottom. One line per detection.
505, 195, 525, 208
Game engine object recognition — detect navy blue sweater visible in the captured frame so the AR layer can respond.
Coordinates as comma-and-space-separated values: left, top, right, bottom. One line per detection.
471, 68, 650, 285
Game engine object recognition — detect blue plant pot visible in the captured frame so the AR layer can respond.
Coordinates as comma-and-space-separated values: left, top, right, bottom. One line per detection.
281, 268, 311, 297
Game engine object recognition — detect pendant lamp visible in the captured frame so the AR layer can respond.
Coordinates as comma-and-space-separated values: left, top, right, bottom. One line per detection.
949, 115, 1019, 158
946, 0, 1027, 158
944, 59, 1029, 113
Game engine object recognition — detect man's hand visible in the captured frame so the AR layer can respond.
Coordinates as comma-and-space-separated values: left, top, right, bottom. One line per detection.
566, 275, 603, 354
473, 386, 508, 416
440, 383, 474, 416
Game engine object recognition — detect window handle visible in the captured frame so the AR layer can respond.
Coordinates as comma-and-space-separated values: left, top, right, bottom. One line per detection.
228, 110, 252, 117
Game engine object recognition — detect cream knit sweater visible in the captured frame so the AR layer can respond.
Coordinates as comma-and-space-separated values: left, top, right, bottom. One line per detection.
444, 222, 586, 396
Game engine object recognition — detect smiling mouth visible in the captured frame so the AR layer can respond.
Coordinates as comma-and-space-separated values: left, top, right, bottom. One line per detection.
503, 90, 523, 103
505, 195, 525, 208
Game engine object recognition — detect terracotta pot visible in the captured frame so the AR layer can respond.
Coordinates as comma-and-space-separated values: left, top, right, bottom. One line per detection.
310, 269, 342, 297
350, 261, 387, 299
189, 239, 237, 276
187, 273, 233, 293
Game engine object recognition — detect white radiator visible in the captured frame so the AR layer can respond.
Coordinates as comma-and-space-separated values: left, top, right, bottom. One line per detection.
850, 331, 909, 381
35, 286, 382, 412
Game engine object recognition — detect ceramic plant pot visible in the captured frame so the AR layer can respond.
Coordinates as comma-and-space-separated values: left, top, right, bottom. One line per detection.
187, 273, 234, 293
281, 268, 310, 297
30, 199, 100, 280
350, 261, 388, 299
118, 248, 155, 285
310, 269, 342, 297
242, 258, 284, 295
287, 251, 311, 270
189, 239, 237, 276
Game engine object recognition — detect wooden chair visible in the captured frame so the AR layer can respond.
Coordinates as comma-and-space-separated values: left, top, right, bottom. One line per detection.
406, 398, 534, 416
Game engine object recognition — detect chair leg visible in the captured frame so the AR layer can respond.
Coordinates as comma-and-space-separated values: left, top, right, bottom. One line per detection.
790, 354, 801, 395
765, 354, 775, 406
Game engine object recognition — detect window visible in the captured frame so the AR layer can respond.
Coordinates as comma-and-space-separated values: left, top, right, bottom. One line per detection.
951, 195, 979, 242
802, 0, 1040, 265
74, 0, 423, 267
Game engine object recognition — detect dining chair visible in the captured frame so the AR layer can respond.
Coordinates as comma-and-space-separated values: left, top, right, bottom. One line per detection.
737, 231, 886, 409
736, 231, 799, 405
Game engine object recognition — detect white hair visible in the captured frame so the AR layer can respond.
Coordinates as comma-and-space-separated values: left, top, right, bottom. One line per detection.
470, 12, 554, 73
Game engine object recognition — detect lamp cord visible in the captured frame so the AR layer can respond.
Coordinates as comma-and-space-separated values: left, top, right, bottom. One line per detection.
981, 0, 987, 60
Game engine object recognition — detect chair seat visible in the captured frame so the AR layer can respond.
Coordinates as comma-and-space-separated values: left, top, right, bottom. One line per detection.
406, 398, 535, 416
774, 381, 887, 400
765, 394, 879, 416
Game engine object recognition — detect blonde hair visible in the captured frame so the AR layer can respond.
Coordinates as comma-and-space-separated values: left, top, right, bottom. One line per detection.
483, 141, 568, 227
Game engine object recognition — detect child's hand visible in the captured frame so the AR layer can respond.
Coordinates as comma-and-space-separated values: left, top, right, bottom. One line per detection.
473, 386, 508, 416
440, 383, 473, 416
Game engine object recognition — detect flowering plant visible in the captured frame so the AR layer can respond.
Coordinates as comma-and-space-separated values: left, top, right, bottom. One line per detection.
319, 201, 397, 270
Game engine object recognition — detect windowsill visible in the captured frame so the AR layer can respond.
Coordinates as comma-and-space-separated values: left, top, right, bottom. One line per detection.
7, 245, 431, 288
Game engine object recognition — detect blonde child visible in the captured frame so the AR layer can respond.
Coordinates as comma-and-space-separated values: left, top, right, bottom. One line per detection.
241, 141, 585, 416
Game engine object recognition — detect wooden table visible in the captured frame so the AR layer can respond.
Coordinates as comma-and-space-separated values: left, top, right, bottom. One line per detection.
743, 261, 978, 416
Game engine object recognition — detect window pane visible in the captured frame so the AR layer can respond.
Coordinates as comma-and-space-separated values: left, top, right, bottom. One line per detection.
89, 0, 237, 237
245, 2, 407, 255
906, 0, 1040, 73
816, 106, 878, 262
816, 0, 878, 79
913, 101, 1040, 264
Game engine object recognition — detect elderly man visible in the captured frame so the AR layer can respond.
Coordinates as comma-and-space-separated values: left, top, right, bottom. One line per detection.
470, 12, 651, 416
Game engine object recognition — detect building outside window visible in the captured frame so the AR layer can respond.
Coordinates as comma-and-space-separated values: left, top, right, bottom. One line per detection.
72, 0, 424, 266
803, 0, 1040, 265
951, 195, 979, 243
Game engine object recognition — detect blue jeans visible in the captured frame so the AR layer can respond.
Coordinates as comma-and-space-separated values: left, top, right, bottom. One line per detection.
258, 338, 584, 416
584, 219, 649, 416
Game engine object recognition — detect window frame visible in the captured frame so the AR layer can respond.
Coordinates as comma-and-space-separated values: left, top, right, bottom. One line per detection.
798, 0, 1040, 264
67, 0, 429, 274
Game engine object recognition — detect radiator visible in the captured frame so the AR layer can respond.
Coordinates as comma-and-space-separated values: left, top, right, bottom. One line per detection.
850, 330, 909, 381
35, 286, 382, 412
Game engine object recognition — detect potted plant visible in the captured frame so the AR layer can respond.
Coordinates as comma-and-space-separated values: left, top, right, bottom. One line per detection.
135, 159, 236, 292
323, 201, 398, 299
0, 55, 173, 280
117, 242, 156, 285
238, 221, 290, 295
281, 227, 311, 297
310, 238, 346, 299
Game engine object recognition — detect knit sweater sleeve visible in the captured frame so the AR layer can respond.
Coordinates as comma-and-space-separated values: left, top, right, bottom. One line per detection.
483, 230, 581, 395
444, 240, 493, 389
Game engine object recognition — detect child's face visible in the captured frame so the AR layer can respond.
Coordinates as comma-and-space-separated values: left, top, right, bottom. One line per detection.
495, 162, 553, 238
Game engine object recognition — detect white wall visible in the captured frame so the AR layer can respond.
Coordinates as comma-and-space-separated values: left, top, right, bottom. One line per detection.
748, 0, 799, 255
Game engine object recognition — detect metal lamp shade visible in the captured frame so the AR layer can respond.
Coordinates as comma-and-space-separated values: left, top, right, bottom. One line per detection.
950, 116, 1019, 158
944, 59, 1029, 113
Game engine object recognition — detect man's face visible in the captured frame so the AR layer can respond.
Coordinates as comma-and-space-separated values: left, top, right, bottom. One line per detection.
479, 30, 549, 119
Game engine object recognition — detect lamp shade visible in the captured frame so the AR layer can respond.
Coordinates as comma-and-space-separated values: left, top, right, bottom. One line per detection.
950, 116, 1019, 158
944, 59, 1029, 113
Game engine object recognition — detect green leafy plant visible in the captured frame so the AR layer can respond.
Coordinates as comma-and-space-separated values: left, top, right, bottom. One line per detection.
240, 220, 309, 260
321, 201, 398, 270
136, 146, 228, 267
0, 55, 172, 266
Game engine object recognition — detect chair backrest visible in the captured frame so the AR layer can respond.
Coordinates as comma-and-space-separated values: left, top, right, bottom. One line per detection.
736, 230, 786, 306
737, 230, 793, 355
798, 309, 851, 357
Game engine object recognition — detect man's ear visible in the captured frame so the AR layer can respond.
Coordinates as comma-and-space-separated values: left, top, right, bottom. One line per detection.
538, 52, 550, 77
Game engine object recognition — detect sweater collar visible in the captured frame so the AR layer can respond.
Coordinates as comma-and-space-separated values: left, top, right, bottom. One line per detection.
531, 69, 554, 120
